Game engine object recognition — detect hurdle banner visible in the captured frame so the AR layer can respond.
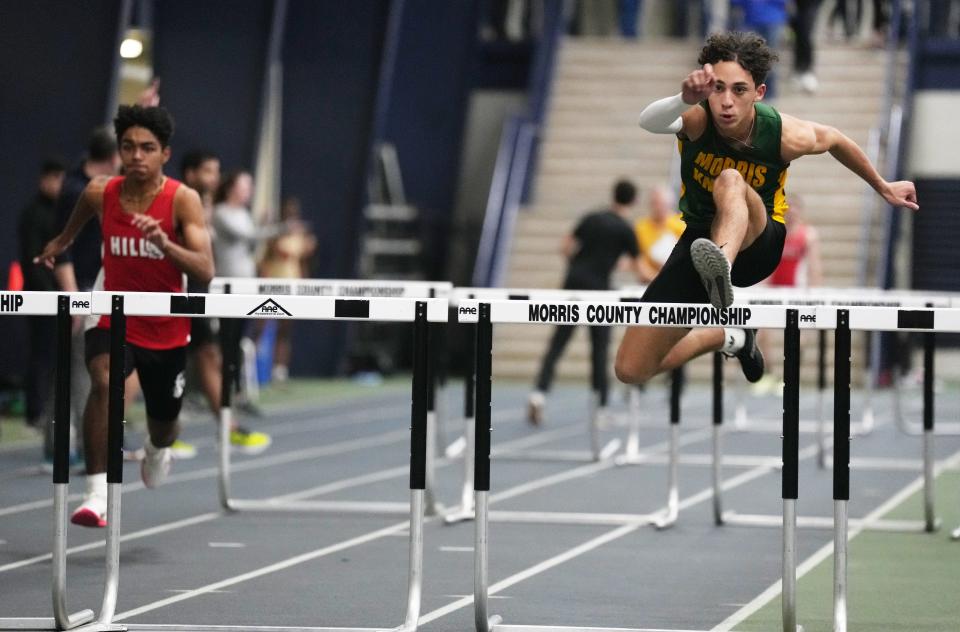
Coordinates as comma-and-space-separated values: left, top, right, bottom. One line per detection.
85, 292, 447, 632
205, 281, 450, 518
0, 293, 121, 632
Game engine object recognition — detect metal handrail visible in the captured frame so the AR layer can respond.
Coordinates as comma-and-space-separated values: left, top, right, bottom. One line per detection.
490, 121, 537, 287
472, 117, 521, 287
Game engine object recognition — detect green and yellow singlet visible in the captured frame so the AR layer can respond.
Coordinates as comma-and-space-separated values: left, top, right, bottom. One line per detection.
677, 101, 790, 229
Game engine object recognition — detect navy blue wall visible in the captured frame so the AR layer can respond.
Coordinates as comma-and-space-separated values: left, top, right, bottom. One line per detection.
0, 0, 120, 386
381, 0, 481, 280
0, 0, 120, 269
282, 0, 389, 375
153, 0, 273, 173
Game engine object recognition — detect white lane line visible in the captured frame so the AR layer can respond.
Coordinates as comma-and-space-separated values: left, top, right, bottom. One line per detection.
208, 542, 246, 548
0, 411, 623, 575
0, 512, 220, 574
439, 546, 474, 552
113, 521, 411, 621
104, 424, 721, 621
415, 440, 824, 627
165, 589, 234, 594
710, 448, 960, 632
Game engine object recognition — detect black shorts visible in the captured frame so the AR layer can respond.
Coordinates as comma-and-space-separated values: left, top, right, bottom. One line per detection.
188, 317, 216, 348
85, 327, 187, 422
641, 218, 787, 305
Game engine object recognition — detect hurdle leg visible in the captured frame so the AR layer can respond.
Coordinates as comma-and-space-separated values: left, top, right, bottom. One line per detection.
817, 329, 829, 469
782, 310, 802, 632
391, 302, 430, 632
922, 330, 939, 532
624, 386, 641, 458
218, 317, 238, 512
446, 322, 478, 525
858, 332, 876, 435
473, 304, 501, 631
95, 296, 127, 631
712, 352, 726, 526
832, 310, 851, 632
651, 368, 682, 530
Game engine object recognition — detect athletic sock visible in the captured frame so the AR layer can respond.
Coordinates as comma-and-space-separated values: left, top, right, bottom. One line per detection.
721, 328, 746, 355
86, 472, 107, 498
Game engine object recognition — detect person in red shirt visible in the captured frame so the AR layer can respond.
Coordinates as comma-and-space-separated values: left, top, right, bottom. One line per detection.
36, 105, 214, 527
755, 194, 822, 394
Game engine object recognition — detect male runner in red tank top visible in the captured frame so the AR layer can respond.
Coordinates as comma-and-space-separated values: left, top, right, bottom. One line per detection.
36, 105, 214, 527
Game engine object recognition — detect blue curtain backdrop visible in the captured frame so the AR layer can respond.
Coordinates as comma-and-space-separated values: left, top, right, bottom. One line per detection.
153, 0, 273, 174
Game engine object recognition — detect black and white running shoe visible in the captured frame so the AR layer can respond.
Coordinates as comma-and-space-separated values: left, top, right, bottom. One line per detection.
690, 238, 734, 309
733, 328, 765, 383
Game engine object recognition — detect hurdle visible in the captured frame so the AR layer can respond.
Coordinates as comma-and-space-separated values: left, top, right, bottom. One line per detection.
711, 291, 951, 533
0, 292, 123, 632
444, 287, 645, 525
208, 277, 452, 517
813, 305, 960, 630
464, 299, 807, 632
87, 290, 444, 632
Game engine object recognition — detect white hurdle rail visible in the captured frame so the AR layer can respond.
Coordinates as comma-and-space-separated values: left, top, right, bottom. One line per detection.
444, 286, 646, 525
463, 299, 807, 632
209, 277, 453, 517
465, 298, 960, 632
0, 292, 122, 632
83, 290, 446, 632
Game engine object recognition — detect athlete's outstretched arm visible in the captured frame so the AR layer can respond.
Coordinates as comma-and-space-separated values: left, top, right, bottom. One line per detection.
132, 185, 214, 283
780, 113, 919, 210
638, 65, 712, 137
34, 177, 108, 269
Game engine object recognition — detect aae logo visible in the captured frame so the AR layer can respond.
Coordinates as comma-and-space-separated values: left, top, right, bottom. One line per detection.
71, 299, 91, 309
247, 298, 292, 317
800, 314, 816, 324
458, 306, 478, 315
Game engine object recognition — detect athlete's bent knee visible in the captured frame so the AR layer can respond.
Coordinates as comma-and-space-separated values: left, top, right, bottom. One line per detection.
614, 355, 655, 386
713, 168, 746, 192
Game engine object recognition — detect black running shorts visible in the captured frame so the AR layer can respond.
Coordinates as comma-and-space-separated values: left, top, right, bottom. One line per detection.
85, 327, 187, 422
641, 218, 787, 305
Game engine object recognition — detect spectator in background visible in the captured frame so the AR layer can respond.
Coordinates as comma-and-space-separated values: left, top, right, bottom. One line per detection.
633, 185, 686, 283
791, 0, 822, 94
17, 158, 65, 434
731, 0, 788, 99
527, 179, 646, 426
259, 197, 316, 383
754, 194, 822, 393
180, 154, 271, 454
212, 170, 285, 414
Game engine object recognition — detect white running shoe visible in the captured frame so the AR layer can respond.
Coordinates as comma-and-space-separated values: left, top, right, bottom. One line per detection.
141, 441, 172, 489
527, 391, 546, 426
71, 492, 107, 528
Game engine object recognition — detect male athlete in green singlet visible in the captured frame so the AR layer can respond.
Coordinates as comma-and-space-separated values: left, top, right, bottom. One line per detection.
614, 32, 918, 387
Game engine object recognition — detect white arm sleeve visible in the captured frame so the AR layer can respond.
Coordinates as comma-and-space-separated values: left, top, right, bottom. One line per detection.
638, 93, 688, 134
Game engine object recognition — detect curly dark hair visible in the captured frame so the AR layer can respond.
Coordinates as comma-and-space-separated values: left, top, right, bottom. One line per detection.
113, 104, 175, 147
697, 31, 779, 88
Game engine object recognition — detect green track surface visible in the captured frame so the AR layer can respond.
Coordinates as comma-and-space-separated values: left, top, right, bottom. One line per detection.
736, 469, 960, 632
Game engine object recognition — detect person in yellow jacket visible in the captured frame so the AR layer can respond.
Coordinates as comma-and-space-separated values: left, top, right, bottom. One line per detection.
634, 185, 686, 282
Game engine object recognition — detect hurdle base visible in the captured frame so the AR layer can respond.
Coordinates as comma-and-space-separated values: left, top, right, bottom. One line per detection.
444, 507, 476, 525
0, 608, 96, 631
128, 625, 385, 632
720, 511, 933, 532
226, 499, 412, 514
951, 526, 960, 540
70, 623, 126, 632
493, 439, 621, 464
491, 625, 720, 631
487, 509, 659, 526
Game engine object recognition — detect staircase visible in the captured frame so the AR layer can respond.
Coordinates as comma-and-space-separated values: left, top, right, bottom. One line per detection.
494, 37, 889, 385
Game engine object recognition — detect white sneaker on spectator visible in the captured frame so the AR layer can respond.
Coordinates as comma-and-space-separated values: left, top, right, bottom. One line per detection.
141, 439, 172, 489
70, 492, 107, 528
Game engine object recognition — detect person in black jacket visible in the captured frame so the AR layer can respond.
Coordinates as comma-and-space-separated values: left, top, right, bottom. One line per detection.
528, 179, 645, 425
17, 158, 65, 429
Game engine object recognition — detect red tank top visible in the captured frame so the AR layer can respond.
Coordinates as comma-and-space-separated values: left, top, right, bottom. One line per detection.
97, 176, 190, 349
769, 225, 808, 287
